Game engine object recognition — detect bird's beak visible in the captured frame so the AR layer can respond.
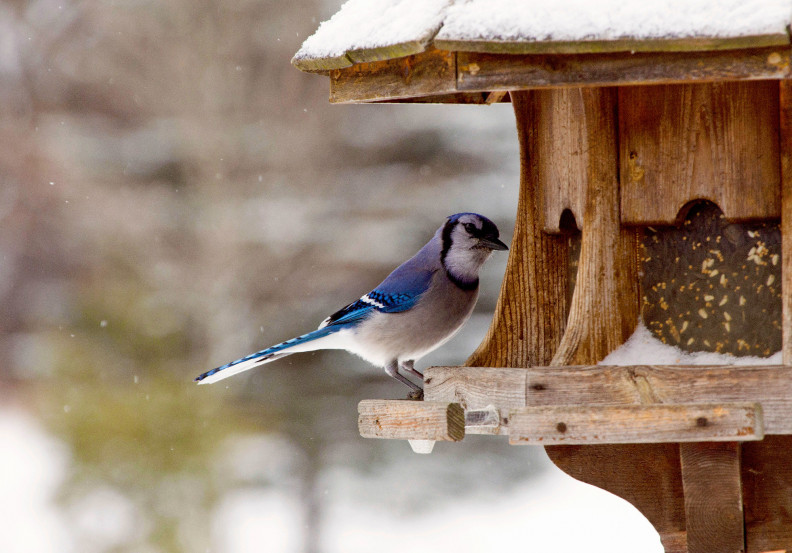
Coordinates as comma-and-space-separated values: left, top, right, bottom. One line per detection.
478, 236, 509, 251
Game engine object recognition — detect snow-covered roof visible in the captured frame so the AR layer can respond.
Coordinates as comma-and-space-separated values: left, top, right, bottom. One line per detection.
293, 0, 792, 71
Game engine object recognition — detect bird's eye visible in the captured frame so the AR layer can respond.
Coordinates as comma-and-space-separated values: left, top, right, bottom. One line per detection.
463, 223, 476, 234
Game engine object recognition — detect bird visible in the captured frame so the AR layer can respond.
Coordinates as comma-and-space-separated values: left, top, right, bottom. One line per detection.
194, 213, 508, 395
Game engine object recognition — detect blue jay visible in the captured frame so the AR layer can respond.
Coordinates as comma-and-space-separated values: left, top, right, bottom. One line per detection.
194, 213, 508, 394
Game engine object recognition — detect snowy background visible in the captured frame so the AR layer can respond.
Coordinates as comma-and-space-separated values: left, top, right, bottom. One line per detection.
10, 0, 776, 551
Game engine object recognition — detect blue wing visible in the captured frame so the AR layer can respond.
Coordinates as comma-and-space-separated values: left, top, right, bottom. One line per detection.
321, 266, 436, 328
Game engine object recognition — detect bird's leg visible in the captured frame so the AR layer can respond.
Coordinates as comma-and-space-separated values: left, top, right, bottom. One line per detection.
384, 359, 423, 394
400, 360, 423, 380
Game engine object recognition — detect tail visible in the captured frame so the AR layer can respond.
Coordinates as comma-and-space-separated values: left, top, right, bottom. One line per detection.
195, 326, 345, 385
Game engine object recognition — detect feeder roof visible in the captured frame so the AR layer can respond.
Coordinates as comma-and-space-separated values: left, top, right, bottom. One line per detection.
293, 0, 792, 72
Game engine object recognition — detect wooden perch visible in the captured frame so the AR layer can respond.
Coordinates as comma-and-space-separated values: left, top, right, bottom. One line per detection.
508, 403, 763, 445
425, 365, 792, 435
358, 400, 464, 441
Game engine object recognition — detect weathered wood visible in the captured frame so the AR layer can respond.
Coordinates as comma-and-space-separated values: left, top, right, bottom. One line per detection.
508, 403, 763, 445
347, 42, 429, 65
534, 89, 587, 232
466, 90, 570, 368
660, 531, 688, 553
743, 435, 792, 553
619, 81, 780, 225
456, 47, 792, 94
329, 48, 457, 104
357, 400, 464, 441
680, 442, 745, 553
425, 365, 792, 435
436, 34, 792, 56
549, 87, 639, 365
781, 80, 792, 365
376, 92, 507, 104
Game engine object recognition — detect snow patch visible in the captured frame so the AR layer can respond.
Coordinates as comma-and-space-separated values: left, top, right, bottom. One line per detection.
600, 321, 782, 366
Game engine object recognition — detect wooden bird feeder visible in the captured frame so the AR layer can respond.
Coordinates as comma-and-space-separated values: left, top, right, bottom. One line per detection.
293, 2, 792, 552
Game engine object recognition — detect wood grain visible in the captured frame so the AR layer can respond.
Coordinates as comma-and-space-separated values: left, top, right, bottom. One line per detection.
549, 87, 639, 365
357, 400, 464, 441
680, 442, 745, 553
425, 365, 792, 435
508, 403, 763, 445
456, 47, 792, 93
329, 47, 457, 104
466, 90, 570, 368
781, 80, 792, 365
619, 81, 780, 225
436, 34, 791, 56
531, 89, 587, 232
743, 435, 792, 553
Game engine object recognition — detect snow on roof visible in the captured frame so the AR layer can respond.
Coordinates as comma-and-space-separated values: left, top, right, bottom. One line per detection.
436, 0, 792, 46
293, 0, 792, 71
293, 0, 451, 71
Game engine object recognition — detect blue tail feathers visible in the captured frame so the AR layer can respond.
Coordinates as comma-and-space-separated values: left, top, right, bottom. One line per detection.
194, 326, 340, 383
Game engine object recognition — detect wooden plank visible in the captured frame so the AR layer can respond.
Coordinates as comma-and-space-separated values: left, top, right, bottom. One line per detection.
329, 47, 458, 104
456, 47, 792, 92
357, 400, 464, 441
376, 92, 504, 104
508, 403, 763, 445
424, 366, 527, 435
781, 80, 792, 364
549, 87, 639, 365
425, 365, 792, 435
436, 34, 792, 56
619, 81, 780, 225
465, 90, 570, 368
743, 435, 792, 553
680, 442, 745, 553
424, 366, 527, 409
347, 41, 428, 64
534, 89, 587, 232
291, 52, 353, 72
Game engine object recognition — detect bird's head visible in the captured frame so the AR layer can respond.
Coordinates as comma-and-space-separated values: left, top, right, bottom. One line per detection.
440, 213, 508, 284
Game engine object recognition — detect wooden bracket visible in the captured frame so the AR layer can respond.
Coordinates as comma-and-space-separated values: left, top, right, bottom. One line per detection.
357, 399, 464, 442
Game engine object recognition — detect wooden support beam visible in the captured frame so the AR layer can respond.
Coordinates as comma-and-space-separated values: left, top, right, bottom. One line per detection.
329, 48, 458, 104
466, 90, 570, 368
549, 86, 639, 365
456, 47, 792, 92
357, 400, 465, 442
680, 442, 745, 553
508, 403, 763, 445
781, 80, 792, 365
425, 365, 792, 435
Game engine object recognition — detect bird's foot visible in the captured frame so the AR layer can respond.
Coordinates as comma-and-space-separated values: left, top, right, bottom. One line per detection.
406, 389, 424, 401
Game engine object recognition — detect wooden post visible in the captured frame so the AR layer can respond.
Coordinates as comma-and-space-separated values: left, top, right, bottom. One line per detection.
466, 90, 569, 368
781, 80, 792, 365
549, 86, 638, 365
680, 442, 745, 553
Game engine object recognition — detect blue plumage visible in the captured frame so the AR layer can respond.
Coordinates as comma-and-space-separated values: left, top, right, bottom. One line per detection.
195, 213, 507, 392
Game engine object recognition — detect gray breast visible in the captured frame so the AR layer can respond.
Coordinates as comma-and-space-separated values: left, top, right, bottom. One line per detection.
352, 271, 479, 365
